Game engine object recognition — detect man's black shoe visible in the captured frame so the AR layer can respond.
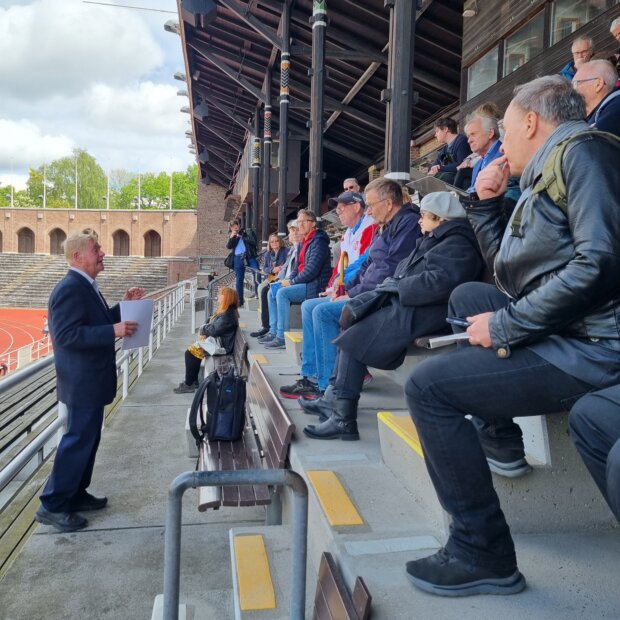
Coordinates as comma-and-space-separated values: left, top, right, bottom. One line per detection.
250, 327, 269, 338
405, 548, 526, 597
480, 443, 532, 478
280, 377, 321, 400
35, 506, 88, 533
69, 493, 108, 512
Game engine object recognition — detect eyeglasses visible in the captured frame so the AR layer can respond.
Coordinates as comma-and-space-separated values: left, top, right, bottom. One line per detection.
297, 218, 313, 224
365, 198, 386, 210
336, 202, 355, 212
573, 77, 599, 87
572, 48, 592, 57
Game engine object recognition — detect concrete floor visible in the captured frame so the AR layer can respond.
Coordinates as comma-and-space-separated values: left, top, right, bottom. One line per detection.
0, 305, 618, 620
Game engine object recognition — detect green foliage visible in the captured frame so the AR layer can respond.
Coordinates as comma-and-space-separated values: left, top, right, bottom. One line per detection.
15, 151, 198, 210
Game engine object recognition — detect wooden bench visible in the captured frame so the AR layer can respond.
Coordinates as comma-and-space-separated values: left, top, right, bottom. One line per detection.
313, 552, 371, 620
198, 327, 249, 380
197, 361, 295, 520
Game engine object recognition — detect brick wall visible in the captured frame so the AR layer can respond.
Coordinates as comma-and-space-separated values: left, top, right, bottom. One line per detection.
196, 182, 230, 257
0, 208, 197, 257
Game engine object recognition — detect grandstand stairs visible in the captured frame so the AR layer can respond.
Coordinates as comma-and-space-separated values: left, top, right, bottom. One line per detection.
0, 254, 170, 308
0, 306, 618, 620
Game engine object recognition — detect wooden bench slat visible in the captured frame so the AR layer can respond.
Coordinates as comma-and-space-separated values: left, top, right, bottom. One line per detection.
352, 578, 371, 620
198, 443, 222, 511
231, 430, 259, 507
219, 442, 240, 506
313, 553, 360, 620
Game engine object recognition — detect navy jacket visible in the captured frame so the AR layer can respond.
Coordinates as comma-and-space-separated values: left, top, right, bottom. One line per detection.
49, 270, 120, 408
587, 90, 620, 137
347, 204, 421, 298
432, 134, 472, 173
262, 247, 288, 276
290, 228, 331, 299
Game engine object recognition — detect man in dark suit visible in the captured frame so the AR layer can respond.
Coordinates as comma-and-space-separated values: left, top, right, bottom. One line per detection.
35, 229, 144, 532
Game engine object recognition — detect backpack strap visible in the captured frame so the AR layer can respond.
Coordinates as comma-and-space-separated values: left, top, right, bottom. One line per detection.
511, 130, 620, 237
188, 375, 213, 446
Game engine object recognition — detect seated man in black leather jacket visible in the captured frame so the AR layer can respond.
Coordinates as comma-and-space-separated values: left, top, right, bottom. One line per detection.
404, 75, 620, 597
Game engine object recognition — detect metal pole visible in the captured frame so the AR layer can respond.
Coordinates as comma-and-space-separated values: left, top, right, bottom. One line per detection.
277, 0, 292, 235
261, 70, 272, 243
252, 112, 261, 235
169, 171, 173, 210
43, 165, 47, 209
162, 469, 308, 620
307, 0, 326, 216
384, 0, 416, 182
107, 174, 110, 210
75, 156, 78, 209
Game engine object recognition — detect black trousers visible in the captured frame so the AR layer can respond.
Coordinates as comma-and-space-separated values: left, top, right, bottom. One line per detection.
184, 350, 203, 386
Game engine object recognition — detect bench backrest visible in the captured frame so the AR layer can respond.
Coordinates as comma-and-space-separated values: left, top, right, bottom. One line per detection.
246, 361, 295, 469
313, 552, 371, 620
233, 329, 249, 377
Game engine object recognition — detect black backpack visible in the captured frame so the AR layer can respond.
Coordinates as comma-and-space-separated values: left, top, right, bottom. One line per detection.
189, 367, 246, 444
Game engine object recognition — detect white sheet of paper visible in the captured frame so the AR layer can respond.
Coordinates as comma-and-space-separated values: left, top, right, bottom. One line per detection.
120, 300, 154, 350
426, 332, 471, 349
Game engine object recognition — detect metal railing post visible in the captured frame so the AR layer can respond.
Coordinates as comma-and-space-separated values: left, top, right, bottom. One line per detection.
162, 469, 308, 620
138, 346, 144, 377
190, 284, 196, 334
122, 357, 129, 399
157, 301, 162, 348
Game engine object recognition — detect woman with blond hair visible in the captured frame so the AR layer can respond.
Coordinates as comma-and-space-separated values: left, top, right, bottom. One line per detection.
173, 287, 239, 393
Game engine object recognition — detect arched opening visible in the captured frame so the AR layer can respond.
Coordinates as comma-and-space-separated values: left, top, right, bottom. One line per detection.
17, 227, 35, 254
49, 228, 66, 255
144, 230, 161, 257
112, 230, 130, 256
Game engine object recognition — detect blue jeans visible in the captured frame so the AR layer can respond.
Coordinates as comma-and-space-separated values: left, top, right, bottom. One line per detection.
268, 283, 307, 338
234, 255, 261, 305
301, 297, 346, 390
405, 282, 592, 571
569, 386, 620, 521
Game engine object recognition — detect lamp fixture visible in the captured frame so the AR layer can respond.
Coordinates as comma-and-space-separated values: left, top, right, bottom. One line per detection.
463, 1, 478, 18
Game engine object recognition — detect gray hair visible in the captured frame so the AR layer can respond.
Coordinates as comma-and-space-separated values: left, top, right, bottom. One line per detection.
611, 17, 620, 31
286, 219, 298, 229
364, 177, 403, 206
584, 59, 618, 91
511, 75, 585, 124
343, 177, 359, 188
296, 208, 317, 223
571, 35, 594, 51
63, 228, 99, 262
465, 113, 500, 140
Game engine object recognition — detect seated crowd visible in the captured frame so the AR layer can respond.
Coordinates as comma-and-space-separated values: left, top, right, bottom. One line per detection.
188, 42, 620, 600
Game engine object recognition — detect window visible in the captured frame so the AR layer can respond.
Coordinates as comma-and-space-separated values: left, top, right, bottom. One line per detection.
551, 0, 619, 45
467, 46, 499, 100
504, 11, 545, 76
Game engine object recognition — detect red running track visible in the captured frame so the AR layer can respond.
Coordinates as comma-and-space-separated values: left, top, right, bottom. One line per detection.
0, 308, 51, 373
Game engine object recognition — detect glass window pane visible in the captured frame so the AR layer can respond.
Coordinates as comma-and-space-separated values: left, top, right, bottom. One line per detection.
551, 0, 619, 45
467, 46, 499, 100
503, 11, 545, 76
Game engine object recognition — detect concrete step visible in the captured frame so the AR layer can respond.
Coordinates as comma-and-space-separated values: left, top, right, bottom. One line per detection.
377, 410, 616, 533
229, 525, 315, 620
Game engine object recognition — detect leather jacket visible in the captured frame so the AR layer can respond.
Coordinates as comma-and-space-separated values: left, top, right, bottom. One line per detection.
199, 307, 238, 354
465, 129, 620, 350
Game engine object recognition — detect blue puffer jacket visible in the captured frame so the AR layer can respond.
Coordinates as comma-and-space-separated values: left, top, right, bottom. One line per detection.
289, 228, 332, 299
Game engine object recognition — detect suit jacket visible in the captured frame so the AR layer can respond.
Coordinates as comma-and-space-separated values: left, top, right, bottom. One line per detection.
49, 270, 120, 407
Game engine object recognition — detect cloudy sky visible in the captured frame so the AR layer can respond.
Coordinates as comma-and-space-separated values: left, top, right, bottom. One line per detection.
0, 0, 193, 190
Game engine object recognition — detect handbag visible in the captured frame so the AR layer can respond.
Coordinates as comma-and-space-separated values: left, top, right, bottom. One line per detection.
339, 289, 392, 330
224, 251, 235, 269
200, 336, 226, 356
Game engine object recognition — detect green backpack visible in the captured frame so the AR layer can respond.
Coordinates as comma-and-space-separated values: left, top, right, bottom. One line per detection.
510, 130, 620, 236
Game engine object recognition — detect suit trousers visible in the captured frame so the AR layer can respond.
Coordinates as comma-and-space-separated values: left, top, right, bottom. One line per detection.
40, 404, 104, 512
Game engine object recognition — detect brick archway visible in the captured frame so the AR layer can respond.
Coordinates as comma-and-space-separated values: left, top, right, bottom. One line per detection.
49, 228, 66, 255
112, 229, 130, 256
17, 227, 35, 254
144, 230, 161, 257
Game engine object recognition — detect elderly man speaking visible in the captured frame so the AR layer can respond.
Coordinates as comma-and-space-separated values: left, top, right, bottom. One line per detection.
404, 75, 620, 596
35, 229, 144, 533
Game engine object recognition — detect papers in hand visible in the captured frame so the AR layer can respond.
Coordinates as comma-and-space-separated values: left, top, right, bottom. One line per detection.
120, 300, 154, 350
422, 332, 471, 349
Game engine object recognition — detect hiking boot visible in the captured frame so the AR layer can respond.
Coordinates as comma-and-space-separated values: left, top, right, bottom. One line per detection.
173, 382, 196, 394
264, 337, 286, 349
280, 377, 321, 400
250, 327, 269, 338
257, 332, 276, 343
303, 398, 359, 441
405, 548, 526, 597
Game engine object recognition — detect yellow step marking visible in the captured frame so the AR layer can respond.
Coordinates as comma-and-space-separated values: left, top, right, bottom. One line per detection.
249, 353, 269, 365
233, 535, 276, 611
307, 470, 364, 526
377, 412, 423, 458
284, 331, 302, 343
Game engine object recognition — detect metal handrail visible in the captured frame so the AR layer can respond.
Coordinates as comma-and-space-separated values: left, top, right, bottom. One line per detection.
0, 278, 196, 496
163, 469, 308, 620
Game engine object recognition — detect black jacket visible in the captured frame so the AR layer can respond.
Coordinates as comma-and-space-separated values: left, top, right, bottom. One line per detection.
199, 307, 239, 354
335, 219, 483, 370
290, 228, 332, 299
226, 228, 258, 259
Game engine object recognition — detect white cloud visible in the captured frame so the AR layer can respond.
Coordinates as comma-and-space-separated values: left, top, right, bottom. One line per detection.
85, 82, 188, 135
0, 0, 164, 99
0, 119, 74, 168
